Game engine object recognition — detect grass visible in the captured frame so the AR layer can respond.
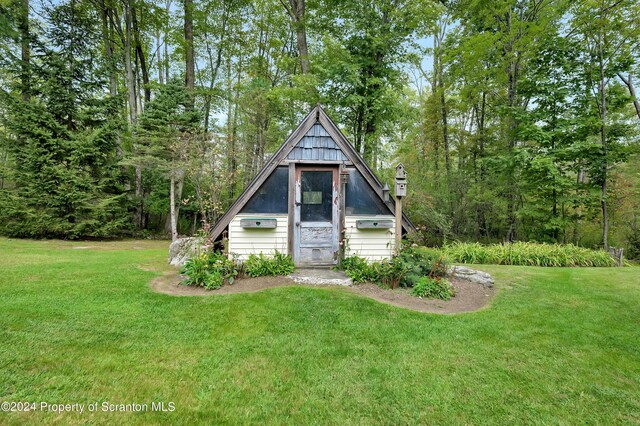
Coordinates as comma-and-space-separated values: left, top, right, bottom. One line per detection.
443, 241, 619, 267
0, 238, 639, 425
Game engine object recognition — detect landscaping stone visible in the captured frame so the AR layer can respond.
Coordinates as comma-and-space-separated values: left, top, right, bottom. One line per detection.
447, 265, 494, 288
168, 237, 202, 266
288, 268, 352, 286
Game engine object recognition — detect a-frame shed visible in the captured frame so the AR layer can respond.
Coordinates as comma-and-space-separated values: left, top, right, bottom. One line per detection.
210, 105, 415, 266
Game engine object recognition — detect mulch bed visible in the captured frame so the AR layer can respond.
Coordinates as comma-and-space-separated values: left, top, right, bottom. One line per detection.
149, 270, 495, 314
347, 277, 495, 314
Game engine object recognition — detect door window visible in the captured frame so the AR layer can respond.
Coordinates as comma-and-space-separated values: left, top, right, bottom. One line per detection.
300, 171, 332, 222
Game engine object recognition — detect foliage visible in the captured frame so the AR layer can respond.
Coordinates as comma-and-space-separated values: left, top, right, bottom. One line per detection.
443, 241, 619, 267
627, 229, 640, 261
341, 245, 449, 289
393, 245, 449, 287
0, 0, 638, 252
243, 251, 295, 277
0, 2, 131, 239
180, 250, 238, 290
340, 256, 378, 284
410, 276, 455, 301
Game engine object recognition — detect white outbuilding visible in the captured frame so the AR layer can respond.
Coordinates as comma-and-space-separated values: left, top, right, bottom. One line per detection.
209, 105, 415, 267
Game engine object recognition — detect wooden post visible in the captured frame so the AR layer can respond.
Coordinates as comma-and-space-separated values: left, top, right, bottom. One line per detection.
394, 163, 407, 256
609, 247, 624, 267
338, 166, 348, 267
395, 196, 402, 255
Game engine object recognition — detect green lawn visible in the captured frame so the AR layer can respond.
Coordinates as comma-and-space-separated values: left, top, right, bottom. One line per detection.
0, 238, 639, 425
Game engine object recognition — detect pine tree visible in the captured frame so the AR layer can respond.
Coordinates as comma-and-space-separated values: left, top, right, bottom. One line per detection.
0, 1, 130, 238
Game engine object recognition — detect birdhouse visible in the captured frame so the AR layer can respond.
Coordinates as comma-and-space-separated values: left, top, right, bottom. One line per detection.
395, 163, 407, 197
340, 169, 349, 184
395, 181, 407, 197
382, 182, 390, 202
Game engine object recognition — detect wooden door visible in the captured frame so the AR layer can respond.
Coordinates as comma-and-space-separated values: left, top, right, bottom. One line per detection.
293, 166, 339, 266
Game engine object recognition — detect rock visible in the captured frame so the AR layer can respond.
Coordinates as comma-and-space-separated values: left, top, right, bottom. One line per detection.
447, 265, 494, 288
168, 237, 202, 267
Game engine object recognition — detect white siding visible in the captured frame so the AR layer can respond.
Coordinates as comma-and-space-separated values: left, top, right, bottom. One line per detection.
228, 214, 289, 261
344, 215, 396, 262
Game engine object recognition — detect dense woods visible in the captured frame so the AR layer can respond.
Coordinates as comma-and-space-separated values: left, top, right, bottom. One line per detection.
0, 0, 638, 255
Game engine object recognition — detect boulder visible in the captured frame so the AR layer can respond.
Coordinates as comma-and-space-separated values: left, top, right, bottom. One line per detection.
448, 265, 494, 288
168, 237, 202, 267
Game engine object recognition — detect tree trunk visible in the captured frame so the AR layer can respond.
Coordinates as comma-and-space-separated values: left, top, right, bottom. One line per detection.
175, 169, 184, 232
131, 6, 150, 103
431, 36, 440, 184
280, 0, 310, 73
435, 21, 450, 180
184, 0, 195, 106
98, 0, 122, 158
617, 73, 640, 122
99, 1, 117, 97
598, 19, 609, 250
19, 0, 30, 101
156, 31, 164, 84
124, 2, 137, 125
170, 173, 178, 241
203, 10, 226, 132
124, 1, 143, 229
165, 0, 171, 83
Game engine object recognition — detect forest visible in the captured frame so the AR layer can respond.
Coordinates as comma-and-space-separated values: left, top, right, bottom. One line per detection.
0, 0, 638, 255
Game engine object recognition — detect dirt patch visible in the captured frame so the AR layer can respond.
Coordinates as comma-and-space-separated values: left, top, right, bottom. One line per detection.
150, 272, 296, 297
149, 270, 495, 313
347, 277, 495, 314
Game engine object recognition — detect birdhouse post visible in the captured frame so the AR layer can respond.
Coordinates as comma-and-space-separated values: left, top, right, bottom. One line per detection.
394, 163, 407, 254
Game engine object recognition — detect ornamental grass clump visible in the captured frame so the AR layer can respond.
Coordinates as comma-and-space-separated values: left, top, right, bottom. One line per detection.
443, 241, 619, 267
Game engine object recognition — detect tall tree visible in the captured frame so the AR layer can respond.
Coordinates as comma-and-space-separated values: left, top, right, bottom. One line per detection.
280, 0, 310, 73
571, 0, 640, 249
0, 0, 130, 238
19, 0, 29, 101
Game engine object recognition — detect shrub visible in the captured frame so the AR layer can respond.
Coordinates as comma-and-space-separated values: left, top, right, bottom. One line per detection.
394, 245, 450, 287
340, 247, 450, 289
411, 277, 455, 301
443, 241, 619, 267
341, 256, 378, 284
243, 251, 295, 277
627, 229, 640, 261
181, 251, 238, 290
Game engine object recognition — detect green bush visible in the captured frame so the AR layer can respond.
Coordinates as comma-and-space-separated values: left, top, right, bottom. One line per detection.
411, 276, 455, 301
340, 256, 400, 286
243, 251, 295, 277
340, 246, 449, 289
627, 229, 640, 261
341, 256, 379, 284
394, 245, 449, 287
181, 251, 238, 290
443, 241, 618, 267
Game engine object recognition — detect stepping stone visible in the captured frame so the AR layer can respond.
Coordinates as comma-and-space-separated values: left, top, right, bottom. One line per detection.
288, 268, 352, 286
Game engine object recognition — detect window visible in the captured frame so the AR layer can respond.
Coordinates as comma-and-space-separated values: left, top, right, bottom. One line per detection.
345, 169, 390, 215
240, 167, 288, 214
300, 171, 333, 221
